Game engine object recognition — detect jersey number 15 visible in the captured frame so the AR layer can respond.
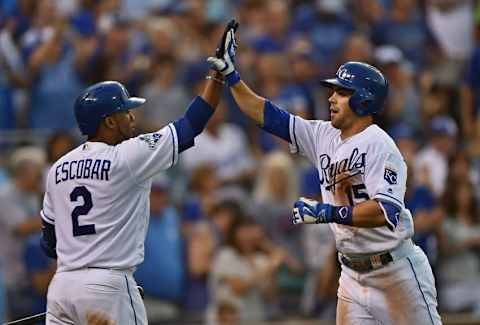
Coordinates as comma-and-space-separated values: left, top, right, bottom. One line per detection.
70, 186, 96, 237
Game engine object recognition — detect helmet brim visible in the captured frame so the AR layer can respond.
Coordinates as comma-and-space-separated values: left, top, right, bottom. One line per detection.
320, 78, 355, 91
124, 97, 146, 110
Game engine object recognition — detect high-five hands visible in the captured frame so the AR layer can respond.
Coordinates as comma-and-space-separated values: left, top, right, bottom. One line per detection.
207, 19, 240, 83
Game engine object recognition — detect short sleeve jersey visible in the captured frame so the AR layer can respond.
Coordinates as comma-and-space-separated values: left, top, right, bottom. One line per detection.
289, 116, 413, 254
41, 124, 179, 272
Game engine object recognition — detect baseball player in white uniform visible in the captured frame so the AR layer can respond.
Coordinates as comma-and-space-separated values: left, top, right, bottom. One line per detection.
208, 23, 442, 324
40, 68, 224, 324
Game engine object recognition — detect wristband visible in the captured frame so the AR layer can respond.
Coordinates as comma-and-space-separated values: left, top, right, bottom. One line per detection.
225, 70, 241, 87
332, 206, 353, 226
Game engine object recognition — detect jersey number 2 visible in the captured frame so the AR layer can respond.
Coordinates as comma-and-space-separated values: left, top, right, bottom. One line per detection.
70, 186, 96, 237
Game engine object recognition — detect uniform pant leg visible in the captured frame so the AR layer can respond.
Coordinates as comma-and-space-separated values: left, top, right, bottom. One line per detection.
124, 273, 147, 325
46, 273, 77, 325
47, 269, 148, 325
366, 247, 442, 325
74, 269, 148, 325
336, 268, 378, 325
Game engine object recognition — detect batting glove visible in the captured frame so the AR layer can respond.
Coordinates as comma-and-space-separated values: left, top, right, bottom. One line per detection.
291, 197, 334, 225
207, 25, 239, 85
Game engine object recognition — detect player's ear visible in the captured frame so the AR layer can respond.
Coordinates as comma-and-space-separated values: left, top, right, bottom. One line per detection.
104, 115, 117, 130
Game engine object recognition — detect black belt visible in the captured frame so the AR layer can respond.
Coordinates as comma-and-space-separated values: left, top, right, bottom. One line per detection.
339, 251, 394, 273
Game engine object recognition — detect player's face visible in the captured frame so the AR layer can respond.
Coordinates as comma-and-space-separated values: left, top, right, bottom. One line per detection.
110, 109, 137, 140
328, 87, 356, 129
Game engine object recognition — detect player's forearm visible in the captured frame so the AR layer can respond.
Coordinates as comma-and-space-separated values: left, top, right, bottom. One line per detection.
173, 71, 223, 152
230, 80, 266, 124
200, 70, 224, 109
351, 200, 389, 228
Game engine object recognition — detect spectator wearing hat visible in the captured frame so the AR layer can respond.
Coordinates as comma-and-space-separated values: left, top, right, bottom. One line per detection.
374, 45, 421, 130
415, 116, 458, 198
0, 147, 45, 319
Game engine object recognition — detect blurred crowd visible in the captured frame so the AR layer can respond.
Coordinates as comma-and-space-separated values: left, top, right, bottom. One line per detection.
1, 0, 480, 323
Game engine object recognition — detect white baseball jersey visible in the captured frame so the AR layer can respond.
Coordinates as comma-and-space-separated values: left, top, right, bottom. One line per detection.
41, 124, 179, 272
289, 116, 413, 254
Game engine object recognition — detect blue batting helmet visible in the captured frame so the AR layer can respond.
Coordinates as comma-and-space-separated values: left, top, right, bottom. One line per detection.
74, 81, 146, 135
320, 62, 388, 116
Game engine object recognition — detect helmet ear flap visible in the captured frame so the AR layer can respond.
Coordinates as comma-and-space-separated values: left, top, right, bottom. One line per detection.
349, 88, 375, 116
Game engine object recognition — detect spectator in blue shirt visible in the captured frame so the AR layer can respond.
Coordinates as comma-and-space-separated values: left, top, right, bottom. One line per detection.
23, 233, 56, 319
24, 5, 86, 130
135, 175, 185, 321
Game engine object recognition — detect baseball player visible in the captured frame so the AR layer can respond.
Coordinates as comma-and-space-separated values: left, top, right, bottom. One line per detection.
208, 24, 442, 324
39, 68, 224, 323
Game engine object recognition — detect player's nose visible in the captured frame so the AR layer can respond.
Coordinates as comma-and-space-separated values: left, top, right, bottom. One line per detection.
328, 92, 336, 104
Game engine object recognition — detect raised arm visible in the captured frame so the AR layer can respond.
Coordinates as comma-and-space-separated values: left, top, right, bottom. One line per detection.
207, 21, 291, 141
229, 80, 265, 124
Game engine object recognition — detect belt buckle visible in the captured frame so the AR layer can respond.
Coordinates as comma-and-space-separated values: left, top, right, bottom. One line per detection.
370, 255, 383, 269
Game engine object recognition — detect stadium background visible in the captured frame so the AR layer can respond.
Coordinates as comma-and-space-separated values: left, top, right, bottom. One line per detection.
1, 0, 480, 324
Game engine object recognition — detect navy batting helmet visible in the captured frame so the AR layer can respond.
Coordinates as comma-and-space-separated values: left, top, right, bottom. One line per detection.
320, 62, 388, 116
74, 81, 146, 135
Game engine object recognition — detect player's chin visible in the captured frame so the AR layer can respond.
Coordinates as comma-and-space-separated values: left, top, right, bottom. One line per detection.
330, 115, 341, 129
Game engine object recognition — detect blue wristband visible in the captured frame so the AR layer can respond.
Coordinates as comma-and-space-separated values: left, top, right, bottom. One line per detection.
332, 206, 353, 226
225, 71, 241, 87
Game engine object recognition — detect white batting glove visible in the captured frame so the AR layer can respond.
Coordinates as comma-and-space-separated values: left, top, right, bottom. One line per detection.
292, 197, 336, 225
292, 198, 319, 224
207, 29, 237, 78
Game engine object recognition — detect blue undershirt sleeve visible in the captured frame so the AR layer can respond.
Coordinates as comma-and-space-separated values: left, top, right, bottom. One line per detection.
173, 96, 214, 153
40, 219, 57, 259
260, 100, 291, 143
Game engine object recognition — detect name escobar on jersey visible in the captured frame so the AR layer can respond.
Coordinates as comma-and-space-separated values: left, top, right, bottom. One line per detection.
55, 159, 112, 184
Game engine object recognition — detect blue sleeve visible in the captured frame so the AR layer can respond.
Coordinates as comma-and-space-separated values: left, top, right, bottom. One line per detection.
173, 96, 214, 153
379, 200, 400, 231
260, 100, 291, 143
40, 219, 57, 259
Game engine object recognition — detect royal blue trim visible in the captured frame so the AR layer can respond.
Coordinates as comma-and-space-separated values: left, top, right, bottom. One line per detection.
125, 275, 138, 325
379, 201, 400, 228
167, 124, 176, 168
261, 100, 291, 143
407, 257, 435, 325
292, 116, 298, 149
375, 193, 403, 207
